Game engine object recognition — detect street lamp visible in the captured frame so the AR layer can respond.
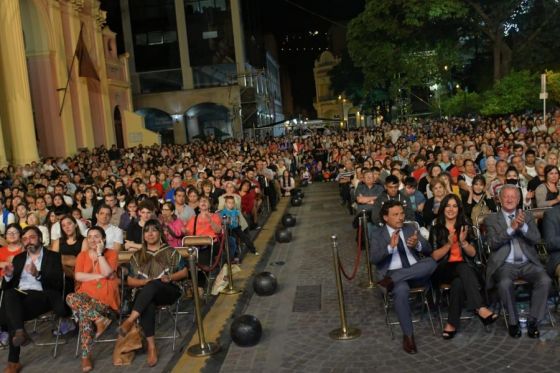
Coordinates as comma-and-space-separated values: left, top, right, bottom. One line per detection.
338, 95, 348, 131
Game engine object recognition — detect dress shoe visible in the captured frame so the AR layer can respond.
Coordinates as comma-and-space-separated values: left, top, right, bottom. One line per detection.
3, 362, 22, 373
94, 316, 112, 339
508, 323, 522, 338
146, 344, 158, 367
377, 276, 394, 292
11, 330, 31, 347
402, 335, 417, 354
527, 320, 540, 339
81, 355, 93, 372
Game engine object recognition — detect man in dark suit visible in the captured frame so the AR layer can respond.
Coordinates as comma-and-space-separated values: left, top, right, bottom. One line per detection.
370, 200, 436, 354
485, 184, 551, 339
0, 226, 67, 373
542, 205, 560, 286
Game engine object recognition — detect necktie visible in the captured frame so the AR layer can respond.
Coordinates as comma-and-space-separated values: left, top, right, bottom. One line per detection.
396, 231, 411, 268
508, 214, 524, 263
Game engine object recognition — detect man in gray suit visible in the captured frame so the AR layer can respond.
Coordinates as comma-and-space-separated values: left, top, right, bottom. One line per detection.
369, 200, 436, 354
542, 205, 560, 283
485, 184, 551, 338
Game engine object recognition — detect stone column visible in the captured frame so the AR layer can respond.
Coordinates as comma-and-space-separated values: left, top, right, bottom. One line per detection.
175, 0, 194, 89
0, 116, 8, 168
186, 116, 200, 141
0, 0, 40, 165
231, 0, 247, 77
172, 115, 188, 144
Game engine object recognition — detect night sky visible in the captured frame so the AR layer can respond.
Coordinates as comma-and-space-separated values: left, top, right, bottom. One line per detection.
100, 0, 364, 117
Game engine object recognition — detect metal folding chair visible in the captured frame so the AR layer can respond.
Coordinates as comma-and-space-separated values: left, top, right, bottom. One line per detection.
381, 284, 436, 338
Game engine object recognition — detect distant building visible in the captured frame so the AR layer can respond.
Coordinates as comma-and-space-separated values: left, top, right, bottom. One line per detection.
120, 0, 284, 142
0, 0, 157, 166
312, 51, 364, 129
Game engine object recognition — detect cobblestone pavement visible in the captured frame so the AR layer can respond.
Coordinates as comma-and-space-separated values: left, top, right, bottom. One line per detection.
210, 182, 560, 373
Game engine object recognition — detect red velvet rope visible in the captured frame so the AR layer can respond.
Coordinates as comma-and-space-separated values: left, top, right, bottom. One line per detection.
197, 235, 226, 273
338, 221, 363, 281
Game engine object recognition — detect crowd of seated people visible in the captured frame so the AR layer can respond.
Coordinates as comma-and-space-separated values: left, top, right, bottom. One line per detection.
0, 136, 308, 371
332, 111, 560, 354
1, 111, 560, 366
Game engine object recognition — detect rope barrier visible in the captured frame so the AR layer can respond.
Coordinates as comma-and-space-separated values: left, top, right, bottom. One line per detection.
197, 235, 226, 273
338, 221, 363, 281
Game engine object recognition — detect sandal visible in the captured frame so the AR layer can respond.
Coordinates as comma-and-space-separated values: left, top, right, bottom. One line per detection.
477, 310, 498, 326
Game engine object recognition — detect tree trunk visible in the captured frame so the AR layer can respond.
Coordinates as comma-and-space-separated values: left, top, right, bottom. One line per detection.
493, 29, 504, 82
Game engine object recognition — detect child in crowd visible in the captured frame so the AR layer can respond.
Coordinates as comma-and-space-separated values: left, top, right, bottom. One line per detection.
220, 196, 258, 262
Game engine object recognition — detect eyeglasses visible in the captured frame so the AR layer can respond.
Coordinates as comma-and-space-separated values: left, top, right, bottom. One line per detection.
6, 231, 19, 236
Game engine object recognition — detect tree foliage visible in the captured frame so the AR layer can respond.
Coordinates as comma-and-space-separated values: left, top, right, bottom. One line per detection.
479, 70, 541, 115
546, 70, 560, 105
346, 0, 560, 94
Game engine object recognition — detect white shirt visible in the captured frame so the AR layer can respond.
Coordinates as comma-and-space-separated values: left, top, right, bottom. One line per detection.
97, 224, 124, 250
386, 226, 421, 270
51, 219, 88, 241
7, 249, 45, 292
502, 210, 529, 264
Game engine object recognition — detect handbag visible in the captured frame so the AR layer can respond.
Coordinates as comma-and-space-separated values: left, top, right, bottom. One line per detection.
112, 323, 143, 366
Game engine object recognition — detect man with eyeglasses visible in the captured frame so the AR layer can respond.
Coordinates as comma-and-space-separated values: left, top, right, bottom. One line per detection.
0, 226, 68, 373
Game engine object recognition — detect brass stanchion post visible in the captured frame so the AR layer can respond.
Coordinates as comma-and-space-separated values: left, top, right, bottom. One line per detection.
220, 218, 241, 295
359, 210, 376, 289
186, 247, 221, 356
329, 235, 361, 340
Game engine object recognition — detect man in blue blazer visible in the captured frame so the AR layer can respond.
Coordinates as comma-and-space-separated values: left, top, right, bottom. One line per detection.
485, 184, 551, 339
369, 200, 436, 354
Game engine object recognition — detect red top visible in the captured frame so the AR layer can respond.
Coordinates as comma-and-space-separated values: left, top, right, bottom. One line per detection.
0, 246, 23, 277
147, 182, 164, 197
240, 189, 257, 215
185, 213, 222, 240
75, 249, 120, 311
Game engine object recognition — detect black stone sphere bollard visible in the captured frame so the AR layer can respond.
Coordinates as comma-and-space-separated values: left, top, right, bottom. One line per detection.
252, 272, 278, 296
293, 188, 304, 199
281, 213, 296, 228
230, 315, 263, 347
275, 228, 292, 243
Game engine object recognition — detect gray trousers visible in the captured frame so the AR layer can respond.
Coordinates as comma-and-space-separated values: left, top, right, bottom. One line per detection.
386, 258, 437, 336
495, 262, 552, 325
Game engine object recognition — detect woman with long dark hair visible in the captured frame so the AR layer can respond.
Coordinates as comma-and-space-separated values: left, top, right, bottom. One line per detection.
429, 194, 497, 339
279, 170, 296, 196
117, 219, 187, 367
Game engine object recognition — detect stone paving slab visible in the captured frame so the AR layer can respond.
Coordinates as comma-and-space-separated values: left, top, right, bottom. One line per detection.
209, 183, 560, 373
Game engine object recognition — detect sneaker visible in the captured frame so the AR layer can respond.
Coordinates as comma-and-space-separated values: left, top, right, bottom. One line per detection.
52, 318, 76, 336
253, 251, 260, 256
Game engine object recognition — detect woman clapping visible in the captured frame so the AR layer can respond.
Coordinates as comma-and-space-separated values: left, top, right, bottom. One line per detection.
429, 194, 497, 339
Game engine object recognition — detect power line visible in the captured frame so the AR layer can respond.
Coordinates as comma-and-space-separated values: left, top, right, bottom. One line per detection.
280, 0, 348, 29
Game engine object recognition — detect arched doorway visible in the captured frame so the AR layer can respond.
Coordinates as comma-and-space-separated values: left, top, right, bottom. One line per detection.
114, 106, 124, 148
135, 108, 174, 144
184, 103, 232, 141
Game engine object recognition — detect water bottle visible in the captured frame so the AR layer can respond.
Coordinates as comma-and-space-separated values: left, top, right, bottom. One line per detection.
518, 302, 528, 331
